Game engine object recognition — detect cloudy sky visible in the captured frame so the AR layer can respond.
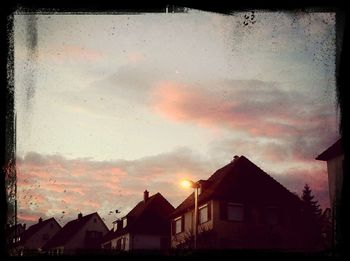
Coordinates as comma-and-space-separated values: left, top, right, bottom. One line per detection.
13, 9, 339, 228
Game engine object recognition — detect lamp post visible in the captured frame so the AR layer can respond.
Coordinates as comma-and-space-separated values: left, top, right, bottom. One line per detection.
181, 179, 200, 249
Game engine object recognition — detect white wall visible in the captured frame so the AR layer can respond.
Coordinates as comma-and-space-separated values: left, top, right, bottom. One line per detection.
65, 213, 108, 250
327, 154, 344, 206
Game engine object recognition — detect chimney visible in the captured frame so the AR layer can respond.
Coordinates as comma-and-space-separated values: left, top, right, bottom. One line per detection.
78, 213, 83, 219
231, 155, 239, 162
38, 217, 43, 223
117, 219, 123, 231
144, 190, 149, 202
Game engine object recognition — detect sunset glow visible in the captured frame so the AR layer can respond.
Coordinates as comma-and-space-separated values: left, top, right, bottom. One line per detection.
13, 10, 338, 229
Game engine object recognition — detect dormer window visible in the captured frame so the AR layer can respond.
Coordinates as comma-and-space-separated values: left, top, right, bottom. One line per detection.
122, 218, 127, 228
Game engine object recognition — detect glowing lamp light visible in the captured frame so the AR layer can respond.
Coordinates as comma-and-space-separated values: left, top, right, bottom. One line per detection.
181, 179, 193, 188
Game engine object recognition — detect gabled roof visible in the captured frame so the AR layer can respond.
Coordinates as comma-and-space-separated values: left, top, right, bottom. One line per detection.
43, 212, 107, 249
101, 192, 174, 243
20, 218, 61, 243
316, 138, 343, 161
172, 155, 302, 217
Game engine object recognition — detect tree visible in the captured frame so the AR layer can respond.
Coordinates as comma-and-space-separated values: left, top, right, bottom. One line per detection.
301, 184, 323, 249
302, 184, 322, 217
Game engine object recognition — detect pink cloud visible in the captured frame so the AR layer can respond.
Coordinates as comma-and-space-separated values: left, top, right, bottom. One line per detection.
17, 213, 40, 223
151, 80, 337, 140
14, 149, 212, 227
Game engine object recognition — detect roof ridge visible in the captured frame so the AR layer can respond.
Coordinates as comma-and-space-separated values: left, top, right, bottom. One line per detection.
171, 155, 302, 217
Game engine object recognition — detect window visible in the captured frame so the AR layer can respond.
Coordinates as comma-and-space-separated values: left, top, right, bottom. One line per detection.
199, 203, 211, 224
174, 216, 183, 234
227, 203, 244, 221
116, 237, 126, 250
122, 218, 127, 228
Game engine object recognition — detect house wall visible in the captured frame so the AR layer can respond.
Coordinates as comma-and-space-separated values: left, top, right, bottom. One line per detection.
23, 221, 61, 250
326, 154, 344, 248
106, 233, 131, 250
171, 200, 214, 248
65, 214, 108, 250
171, 199, 305, 250
212, 199, 248, 248
326, 154, 344, 207
212, 200, 304, 249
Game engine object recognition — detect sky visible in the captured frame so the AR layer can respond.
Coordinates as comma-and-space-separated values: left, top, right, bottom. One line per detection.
13, 9, 339, 228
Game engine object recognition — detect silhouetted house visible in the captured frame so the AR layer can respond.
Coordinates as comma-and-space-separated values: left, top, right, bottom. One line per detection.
101, 191, 174, 251
316, 138, 344, 249
14, 217, 61, 255
5, 223, 26, 255
170, 155, 309, 250
44, 212, 109, 255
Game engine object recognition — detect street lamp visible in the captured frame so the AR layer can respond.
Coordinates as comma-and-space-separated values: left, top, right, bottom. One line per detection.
181, 179, 200, 249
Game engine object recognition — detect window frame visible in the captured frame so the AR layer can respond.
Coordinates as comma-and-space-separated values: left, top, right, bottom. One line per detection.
174, 216, 183, 234
198, 203, 210, 224
227, 202, 244, 222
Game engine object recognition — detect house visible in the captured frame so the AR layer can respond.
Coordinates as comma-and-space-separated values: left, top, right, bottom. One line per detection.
13, 217, 61, 255
170, 155, 311, 250
5, 223, 26, 255
101, 190, 175, 251
316, 138, 344, 249
43, 212, 109, 255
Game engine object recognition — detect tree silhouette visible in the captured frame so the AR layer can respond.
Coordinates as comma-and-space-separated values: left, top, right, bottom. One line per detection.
301, 184, 323, 249
302, 184, 322, 217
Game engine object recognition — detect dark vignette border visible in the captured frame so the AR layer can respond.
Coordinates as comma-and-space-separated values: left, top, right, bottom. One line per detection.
1, 0, 348, 259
